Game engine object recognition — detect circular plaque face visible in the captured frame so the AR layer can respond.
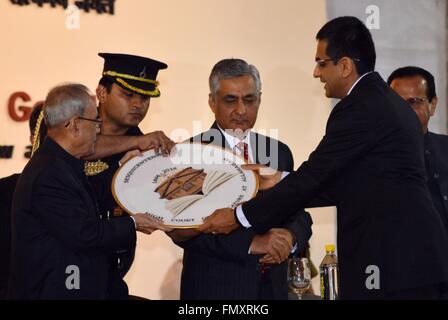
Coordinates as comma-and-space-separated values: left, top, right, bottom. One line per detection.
112, 143, 258, 228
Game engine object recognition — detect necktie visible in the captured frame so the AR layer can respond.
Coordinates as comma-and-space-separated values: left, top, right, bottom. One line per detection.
235, 141, 249, 162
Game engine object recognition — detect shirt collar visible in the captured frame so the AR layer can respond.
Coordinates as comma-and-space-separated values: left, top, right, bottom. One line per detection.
126, 126, 143, 136
347, 71, 373, 96
216, 124, 253, 161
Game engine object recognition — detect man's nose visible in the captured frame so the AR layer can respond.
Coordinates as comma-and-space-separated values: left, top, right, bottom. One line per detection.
132, 96, 146, 108
313, 65, 321, 78
234, 99, 247, 115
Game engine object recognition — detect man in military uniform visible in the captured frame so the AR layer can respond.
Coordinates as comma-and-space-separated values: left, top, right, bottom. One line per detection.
86, 53, 174, 299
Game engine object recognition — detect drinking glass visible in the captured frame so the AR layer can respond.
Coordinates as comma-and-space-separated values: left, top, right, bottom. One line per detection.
287, 257, 311, 300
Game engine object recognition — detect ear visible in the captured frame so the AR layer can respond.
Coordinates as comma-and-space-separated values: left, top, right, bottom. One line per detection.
340, 57, 354, 78
73, 120, 81, 137
208, 94, 216, 114
429, 97, 438, 117
96, 84, 108, 104
66, 118, 81, 138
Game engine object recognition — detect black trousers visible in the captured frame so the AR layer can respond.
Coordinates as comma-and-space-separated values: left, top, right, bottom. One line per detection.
258, 267, 275, 300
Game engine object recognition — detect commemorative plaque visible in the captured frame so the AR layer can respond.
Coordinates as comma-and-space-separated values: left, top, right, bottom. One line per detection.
112, 143, 258, 228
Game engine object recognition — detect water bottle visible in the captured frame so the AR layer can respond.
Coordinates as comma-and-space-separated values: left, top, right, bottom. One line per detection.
319, 244, 339, 300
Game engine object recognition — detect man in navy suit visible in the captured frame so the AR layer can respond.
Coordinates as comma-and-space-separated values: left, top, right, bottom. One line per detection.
388, 67, 448, 236
168, 59, 313, 299
199, 17, 448, 299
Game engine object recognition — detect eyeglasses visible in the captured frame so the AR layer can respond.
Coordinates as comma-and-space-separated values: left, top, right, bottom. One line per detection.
65, 116, 103, 128
315, 58, 335, 68
78, 116, 103, 127
405, 97, 428, 107
315, 57, 361, 68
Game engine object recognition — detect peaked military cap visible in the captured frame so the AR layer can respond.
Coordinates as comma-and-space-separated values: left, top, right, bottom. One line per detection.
99, 53, 168, 97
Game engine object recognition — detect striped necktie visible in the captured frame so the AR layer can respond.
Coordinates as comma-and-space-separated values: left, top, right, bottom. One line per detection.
235, 141, 249, 162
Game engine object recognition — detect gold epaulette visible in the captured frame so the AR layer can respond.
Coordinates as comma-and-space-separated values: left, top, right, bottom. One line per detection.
84, 160, 109, 176
31, 110, 45, 157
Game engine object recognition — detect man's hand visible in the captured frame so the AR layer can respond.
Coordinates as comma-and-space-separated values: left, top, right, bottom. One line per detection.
136, 131, 175, 156
119, 149, 143, 166
196, 208, 239, 235
133, 213, 173, 234
242, 164, 282, 191
166, 229, 200, 242
252, 228, 294, 264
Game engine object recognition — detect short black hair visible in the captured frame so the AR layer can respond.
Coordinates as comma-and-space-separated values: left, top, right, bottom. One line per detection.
387, 66, 436, 102
98, 76, 114, 92
316, 16, 376, 75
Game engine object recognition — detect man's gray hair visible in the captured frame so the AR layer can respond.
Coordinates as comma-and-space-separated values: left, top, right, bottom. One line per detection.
44, 83, 93, 128
209, 58, 261, 96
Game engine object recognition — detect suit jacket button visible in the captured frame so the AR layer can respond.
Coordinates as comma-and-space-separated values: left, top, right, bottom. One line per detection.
434, 173, 440, 179
444, 195, 448, 201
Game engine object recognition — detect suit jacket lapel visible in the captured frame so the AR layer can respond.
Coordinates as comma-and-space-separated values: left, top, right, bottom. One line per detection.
208, 121, 234, 150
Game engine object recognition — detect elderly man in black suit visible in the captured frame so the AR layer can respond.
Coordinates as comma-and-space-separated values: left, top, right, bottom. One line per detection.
168, 59, 313, 300
8, 83, 169, 299
199, 17, 448, 299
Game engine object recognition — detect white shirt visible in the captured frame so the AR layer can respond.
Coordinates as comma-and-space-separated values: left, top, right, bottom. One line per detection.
217, 124, 254, 163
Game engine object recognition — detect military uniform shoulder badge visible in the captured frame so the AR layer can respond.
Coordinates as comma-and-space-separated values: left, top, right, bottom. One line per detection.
84, 160, 109, 176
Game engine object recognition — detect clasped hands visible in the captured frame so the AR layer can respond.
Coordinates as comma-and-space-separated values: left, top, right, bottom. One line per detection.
249, 228, 295, 264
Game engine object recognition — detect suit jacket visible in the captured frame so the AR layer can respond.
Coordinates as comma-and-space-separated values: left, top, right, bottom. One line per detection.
87, 126, 142, 299
242, 72, 448, 299
175, 122, 313, 299
424, 132, 448, 231
8, 138, 136, 299
0, 173, 20, 299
